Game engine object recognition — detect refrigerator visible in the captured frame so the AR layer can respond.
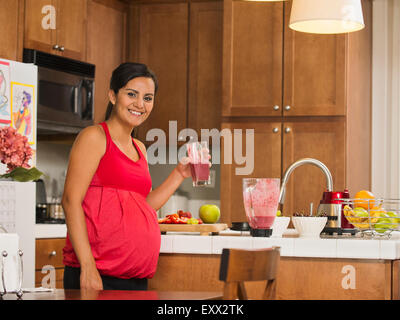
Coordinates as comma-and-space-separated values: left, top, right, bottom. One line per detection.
0, 58, 37, 290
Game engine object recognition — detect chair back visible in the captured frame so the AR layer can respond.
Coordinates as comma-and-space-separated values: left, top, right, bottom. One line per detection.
219, 247, 280, 300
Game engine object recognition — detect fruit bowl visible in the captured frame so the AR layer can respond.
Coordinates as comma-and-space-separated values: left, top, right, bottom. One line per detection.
271, 216, 290, 237
342, 198, 400, 236
292, 216, 327, 238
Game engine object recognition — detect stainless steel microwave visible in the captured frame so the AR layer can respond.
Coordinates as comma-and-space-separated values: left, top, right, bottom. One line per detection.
23, 48, 95, 134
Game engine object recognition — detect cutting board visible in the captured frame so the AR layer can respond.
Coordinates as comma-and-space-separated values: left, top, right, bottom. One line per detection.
159, 223, 228, 236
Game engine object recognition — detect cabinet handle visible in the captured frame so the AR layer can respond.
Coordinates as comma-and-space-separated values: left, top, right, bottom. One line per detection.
53, 44, 59, 50
284, 105, 291, 111
49, 251, 57, 257
285, 127, 291, 133
59, 46, 65, 52
273, 105, 280, 111
272, 127, 279, 133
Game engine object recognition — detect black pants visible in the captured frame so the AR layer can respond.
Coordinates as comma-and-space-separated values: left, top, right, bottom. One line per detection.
63, 266, 148, 290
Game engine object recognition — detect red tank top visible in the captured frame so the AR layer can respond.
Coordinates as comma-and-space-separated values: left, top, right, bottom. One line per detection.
63, 122, 161, 279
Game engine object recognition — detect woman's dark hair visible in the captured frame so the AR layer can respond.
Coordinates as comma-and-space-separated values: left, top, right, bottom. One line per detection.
104, 62, 158, 137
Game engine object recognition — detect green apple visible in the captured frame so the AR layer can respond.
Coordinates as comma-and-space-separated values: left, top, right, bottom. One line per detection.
199, 204, 220, 224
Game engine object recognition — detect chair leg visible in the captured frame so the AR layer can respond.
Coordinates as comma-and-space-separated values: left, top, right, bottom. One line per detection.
223, 282, 238, 300
263, 279, 276, 300
237, 282, 248, 300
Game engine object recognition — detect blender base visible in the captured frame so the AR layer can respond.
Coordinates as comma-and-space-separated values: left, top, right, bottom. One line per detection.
322, 227, 357, 236
250, 227, 272, 237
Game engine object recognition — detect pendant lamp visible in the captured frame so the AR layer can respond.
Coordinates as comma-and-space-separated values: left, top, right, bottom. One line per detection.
289, 0, 365, 34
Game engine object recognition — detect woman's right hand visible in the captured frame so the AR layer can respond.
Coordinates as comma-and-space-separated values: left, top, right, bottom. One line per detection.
80, 264, 103, 290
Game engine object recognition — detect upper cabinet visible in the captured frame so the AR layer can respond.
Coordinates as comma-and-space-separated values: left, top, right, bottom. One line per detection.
86, 0, 127, 124
129, 1, 222, 145
0, 0, 24, 61
134, 3, 189, 143
222, 1, 283, 117
24, 0, 87, 61
188, 1, 223, 137
222, 0, 346, 117
282, 1, 346, 116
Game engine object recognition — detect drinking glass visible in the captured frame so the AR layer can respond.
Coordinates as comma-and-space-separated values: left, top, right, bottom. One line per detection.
186, 141, 210, 187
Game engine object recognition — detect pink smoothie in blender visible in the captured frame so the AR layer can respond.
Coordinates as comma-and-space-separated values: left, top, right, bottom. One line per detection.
242, 178, 280, 237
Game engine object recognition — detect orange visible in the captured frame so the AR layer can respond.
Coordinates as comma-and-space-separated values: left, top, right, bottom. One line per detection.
354, 190, 375, 210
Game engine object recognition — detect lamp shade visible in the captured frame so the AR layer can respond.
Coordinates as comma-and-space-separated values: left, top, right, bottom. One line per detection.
289, 0, 364, 34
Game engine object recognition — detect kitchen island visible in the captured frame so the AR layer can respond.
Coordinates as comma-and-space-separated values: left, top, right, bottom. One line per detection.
148, 230, 400, 300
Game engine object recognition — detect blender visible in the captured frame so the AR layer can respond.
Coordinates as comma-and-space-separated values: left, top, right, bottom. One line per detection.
242, 178, 280, 237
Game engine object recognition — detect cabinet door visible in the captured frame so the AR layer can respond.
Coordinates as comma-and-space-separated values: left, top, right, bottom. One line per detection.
135, 3, 188, 144
55, 0, 87, 60
24, 0, 58, 54
222, 0, 283, 117
87, 0, 127, 123
283, 1, 346, 116
220, 122, 282, 225
282, 119, 346, 217
188, 1, 222, 138
0, 0, 24, 61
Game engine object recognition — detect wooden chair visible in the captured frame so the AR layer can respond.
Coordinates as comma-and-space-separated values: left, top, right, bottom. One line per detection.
219, 247, 281, 300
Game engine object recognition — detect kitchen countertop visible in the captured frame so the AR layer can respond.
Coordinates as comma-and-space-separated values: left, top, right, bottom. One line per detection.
34, 224, 400, 260
160, 229, 400, 260
35, 223, 67, 238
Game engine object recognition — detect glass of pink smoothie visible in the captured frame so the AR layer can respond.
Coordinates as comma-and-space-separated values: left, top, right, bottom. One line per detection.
186, 141, 210, 187
242, 178, 280, 235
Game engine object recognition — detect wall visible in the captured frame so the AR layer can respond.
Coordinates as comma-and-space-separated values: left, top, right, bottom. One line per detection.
371, 0, 400, 198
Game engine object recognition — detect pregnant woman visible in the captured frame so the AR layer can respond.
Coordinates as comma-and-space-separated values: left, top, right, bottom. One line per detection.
62, 63, 208, 290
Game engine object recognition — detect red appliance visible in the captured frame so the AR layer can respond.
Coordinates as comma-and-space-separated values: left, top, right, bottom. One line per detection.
319, 189, 356, 235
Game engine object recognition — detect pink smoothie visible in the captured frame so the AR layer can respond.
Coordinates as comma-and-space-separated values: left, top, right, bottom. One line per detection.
190, 163, 210, 182
243, 178, 280, 229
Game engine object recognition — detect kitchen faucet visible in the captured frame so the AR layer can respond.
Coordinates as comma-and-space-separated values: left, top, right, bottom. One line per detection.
278, 158, 333, 205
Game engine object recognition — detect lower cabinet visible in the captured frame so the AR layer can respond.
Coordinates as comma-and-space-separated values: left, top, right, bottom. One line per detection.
35, 238, 66, 289
149, 253, 399, 300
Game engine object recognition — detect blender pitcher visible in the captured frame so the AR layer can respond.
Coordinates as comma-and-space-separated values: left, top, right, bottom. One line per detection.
242, 178, 280, 237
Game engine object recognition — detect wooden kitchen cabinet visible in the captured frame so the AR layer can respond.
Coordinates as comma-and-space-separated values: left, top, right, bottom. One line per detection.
188, 1, 223, 138
130, 3, 188, 143
281, 119, 346, 216
86, 0, 127, 124
220, 119, 346, 224
222, 0, 349, 117
35, 238, 66, 289
149, 253, 399, 300
220, 121, 282, 225
220, 0, 372, 224
128, 1, 222, 145
0, 0, 24, 61
222, 0, 283, 117
24, 0, 87, 61
283, 2, 346, 117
